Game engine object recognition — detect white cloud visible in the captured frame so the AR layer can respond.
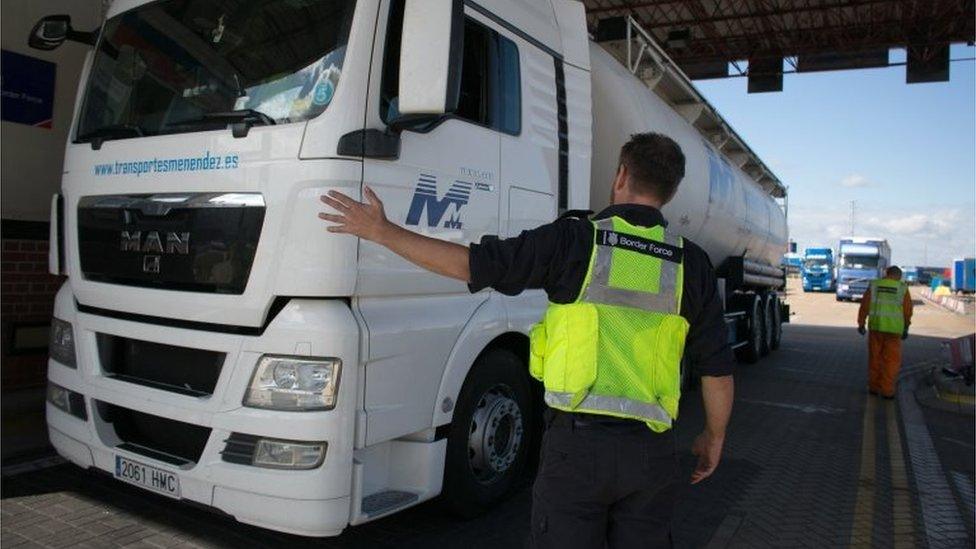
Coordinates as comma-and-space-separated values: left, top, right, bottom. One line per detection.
788, 203, 975, 267
839, 174, 871, 188
868, 210, 959, 237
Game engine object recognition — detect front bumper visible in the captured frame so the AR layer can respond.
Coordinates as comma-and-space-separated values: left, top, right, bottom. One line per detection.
836, 287, 865, 300
47, 284, 360, 537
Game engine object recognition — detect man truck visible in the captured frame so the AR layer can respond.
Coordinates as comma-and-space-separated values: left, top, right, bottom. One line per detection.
801, 247, 835, 292
34, 0, 788, 536
836, 237, 891, 301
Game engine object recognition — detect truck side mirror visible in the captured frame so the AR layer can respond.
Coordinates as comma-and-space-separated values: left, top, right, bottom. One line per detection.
28, 15, 97, 51
395, 0, 463, 125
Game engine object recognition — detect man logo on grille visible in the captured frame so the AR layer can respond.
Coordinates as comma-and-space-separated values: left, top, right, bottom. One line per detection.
143, 255, 161, 274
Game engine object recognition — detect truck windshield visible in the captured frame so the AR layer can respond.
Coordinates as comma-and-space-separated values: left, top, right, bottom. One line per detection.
841, 255, 879, 269
803, 259, 829, 269
76, 0, 355, 143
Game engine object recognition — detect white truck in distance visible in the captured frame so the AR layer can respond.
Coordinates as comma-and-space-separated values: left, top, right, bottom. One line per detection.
35, 0, 788, 536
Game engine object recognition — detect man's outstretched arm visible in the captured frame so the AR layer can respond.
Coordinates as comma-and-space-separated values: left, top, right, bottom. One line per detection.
319, 187, 471, 282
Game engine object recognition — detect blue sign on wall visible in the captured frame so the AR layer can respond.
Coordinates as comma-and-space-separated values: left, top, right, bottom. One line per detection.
1, 50, 56, 128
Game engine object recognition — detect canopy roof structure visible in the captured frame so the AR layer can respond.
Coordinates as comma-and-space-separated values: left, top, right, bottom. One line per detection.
583, 0, 975, 88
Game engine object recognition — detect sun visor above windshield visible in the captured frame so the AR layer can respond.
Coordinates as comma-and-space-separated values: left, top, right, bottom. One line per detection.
841, 245, 880, 256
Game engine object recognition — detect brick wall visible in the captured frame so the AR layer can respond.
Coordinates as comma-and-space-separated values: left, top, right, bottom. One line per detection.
1, 222, 65, 389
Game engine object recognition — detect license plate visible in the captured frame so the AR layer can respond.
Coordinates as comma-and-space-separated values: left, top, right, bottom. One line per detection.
114, 455, 181, 499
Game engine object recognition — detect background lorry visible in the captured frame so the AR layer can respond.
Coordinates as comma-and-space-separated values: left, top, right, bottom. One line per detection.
952, 258, 976, 293
836, 237, 891, 301
801, 247, 835, 292
903, 266, 919, 284
917, 266, 947, 286
34, 0, 788, 537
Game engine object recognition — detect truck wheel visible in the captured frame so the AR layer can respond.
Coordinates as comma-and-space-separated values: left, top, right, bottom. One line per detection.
442, 348, 533, 518
760, 295, 774, 357
733, 294, 762, 364
769, 295, 783, 350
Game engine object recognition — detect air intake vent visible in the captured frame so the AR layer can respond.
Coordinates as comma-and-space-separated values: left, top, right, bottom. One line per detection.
97, 334, 224, 396
99, 402, 211, 464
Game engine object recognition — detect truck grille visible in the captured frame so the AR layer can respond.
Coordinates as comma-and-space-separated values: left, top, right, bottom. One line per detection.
97, 334, 225, 397
77, 193, 265, 294
842, 278, 869, 295
98, 402, 211, 465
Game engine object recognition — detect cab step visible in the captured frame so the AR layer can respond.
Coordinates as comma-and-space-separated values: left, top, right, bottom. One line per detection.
361, 490, 419, 518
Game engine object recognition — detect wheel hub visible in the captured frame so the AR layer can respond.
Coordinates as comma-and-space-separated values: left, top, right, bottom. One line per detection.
467, 385, 524, 484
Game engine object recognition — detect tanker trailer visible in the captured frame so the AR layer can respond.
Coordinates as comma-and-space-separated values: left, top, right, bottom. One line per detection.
589, 21, 790, 366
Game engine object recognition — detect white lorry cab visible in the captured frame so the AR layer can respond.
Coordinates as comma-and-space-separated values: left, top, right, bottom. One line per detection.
34, 0, 788, 536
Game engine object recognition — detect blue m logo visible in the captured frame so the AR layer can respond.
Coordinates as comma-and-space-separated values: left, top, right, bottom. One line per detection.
405, 174, 472, 229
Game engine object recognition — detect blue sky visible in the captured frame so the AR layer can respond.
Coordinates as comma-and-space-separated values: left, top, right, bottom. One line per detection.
695, 46, 976, 268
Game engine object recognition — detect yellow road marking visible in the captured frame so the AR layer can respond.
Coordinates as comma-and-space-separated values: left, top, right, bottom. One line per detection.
886, 400, 915, 546
933, 387, 976, 405
849, 396, 876, 547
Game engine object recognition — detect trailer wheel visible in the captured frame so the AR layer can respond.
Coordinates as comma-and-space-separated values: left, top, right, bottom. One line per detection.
442, 348, 533, 518
769, 295, 783, 350
733, 294, 762, 364
760, 295, 774, 357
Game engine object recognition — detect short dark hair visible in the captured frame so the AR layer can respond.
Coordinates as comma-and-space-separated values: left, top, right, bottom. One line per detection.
886, 266, 902, 278
618, 133, 686, 201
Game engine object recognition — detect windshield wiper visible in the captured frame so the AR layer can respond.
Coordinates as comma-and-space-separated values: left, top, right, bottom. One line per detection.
78, 124, 145, 150
179, 109, 276, 138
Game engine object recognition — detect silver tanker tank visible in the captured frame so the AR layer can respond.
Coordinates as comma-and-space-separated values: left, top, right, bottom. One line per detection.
587, 43, 788, 270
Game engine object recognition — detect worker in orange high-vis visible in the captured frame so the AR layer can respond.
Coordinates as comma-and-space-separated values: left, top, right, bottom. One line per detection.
857, 266, 913, 398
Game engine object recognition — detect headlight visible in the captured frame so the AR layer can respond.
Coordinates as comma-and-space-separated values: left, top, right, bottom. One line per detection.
47, 382, 87, 420
839, 284, 849, 291
49, 318, 76, 368
244, 355, 340, 411
253, 439, 327, 469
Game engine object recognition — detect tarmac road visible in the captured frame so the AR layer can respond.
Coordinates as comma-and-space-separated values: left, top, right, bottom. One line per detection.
2, 279, 973, 548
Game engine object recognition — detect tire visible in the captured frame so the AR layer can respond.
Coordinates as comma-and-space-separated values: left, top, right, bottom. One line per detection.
760, 294, 774, 357
769, 294, 782, 351
733, 293, 762, 364
442, 348, 534, 518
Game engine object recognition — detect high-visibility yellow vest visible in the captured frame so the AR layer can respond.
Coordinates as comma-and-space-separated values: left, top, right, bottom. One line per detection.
868, 278, 907, 334
528, 216, 689, 432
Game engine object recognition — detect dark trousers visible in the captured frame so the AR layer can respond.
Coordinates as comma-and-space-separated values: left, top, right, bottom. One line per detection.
530, 410, 679, 549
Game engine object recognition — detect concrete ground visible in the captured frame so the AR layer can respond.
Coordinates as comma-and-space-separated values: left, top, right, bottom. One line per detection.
2, 280, 974, 548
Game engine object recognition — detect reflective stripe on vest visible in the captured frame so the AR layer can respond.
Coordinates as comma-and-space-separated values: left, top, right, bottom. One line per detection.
545, 391, 673, 426
868, 278, 906, 334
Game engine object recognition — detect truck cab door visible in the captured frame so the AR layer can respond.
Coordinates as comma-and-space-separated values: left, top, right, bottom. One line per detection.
353, 3, 505, 445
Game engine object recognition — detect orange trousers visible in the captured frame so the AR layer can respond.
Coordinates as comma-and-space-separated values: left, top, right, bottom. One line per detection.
868, 331, 902, 397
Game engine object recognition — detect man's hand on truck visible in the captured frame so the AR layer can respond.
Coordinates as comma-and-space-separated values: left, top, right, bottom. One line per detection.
319, 187, 472, 283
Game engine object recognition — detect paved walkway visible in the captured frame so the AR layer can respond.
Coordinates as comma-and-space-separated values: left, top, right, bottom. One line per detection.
2, 288, 973, 548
